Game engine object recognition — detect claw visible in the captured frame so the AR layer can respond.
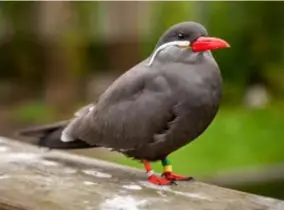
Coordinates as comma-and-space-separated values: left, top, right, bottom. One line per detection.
162, 172, 194, 181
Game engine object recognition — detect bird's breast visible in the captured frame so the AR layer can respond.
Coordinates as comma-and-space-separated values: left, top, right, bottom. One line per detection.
163, 59, 223, 140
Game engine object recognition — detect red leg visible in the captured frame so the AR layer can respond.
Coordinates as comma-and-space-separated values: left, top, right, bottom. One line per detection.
143, 160, 174, 185
161, 158, 193, 181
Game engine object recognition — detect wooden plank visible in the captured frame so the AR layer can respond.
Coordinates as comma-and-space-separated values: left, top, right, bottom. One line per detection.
0, 137, 283, 210
204, 164, 284, 199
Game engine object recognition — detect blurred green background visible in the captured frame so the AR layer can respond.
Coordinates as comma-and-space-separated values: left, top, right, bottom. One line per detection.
0, 1, 284, 199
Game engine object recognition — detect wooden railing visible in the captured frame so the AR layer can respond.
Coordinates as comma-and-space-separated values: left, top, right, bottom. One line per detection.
0, 137, 283, 210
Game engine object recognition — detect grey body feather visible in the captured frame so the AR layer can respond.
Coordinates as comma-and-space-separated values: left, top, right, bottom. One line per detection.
63, 49, 222, 161
17, 22, 223, 161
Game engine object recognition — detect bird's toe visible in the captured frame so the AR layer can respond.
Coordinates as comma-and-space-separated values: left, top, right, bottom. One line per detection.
162, 172, 194, 182
148, 175, 176, 185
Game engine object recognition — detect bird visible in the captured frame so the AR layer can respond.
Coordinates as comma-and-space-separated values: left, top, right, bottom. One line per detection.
17, 21, 230, 185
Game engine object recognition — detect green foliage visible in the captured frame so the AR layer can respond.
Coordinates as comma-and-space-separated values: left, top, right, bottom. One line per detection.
9, 101, 57, 124
203, 2, 284, 97
141, 1, 196, 57
1, 2, 284, 101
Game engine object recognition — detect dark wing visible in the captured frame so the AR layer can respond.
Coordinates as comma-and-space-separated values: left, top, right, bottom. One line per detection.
62, 63, 177, 150
17, 102, 96, 139
17, 104, 97, 149
17, 120, 96, 150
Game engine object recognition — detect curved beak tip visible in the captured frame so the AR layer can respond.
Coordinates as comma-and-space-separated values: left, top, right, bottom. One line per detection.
217, 40, 230, 49
223, 41, 230, 48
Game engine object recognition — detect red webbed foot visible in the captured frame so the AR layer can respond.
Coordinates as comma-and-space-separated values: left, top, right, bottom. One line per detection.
162, 172, 194, 181
148, 174, 176, 185
143, 160, 176, 185
160, 158, 194, 182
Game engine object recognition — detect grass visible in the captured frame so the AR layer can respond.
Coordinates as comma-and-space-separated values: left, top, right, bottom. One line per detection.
113, 104, 284, 177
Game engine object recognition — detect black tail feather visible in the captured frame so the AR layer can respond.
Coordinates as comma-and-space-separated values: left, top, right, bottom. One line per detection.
17, 120, 70, 138
37, 127, 97, 150
17, 121, 98, 150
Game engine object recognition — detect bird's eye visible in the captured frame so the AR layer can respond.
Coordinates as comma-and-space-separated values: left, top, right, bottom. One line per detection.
177, 33, 185, 40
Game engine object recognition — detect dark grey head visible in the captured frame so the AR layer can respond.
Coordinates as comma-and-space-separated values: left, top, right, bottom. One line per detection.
147, 21, 230, 66
156, 22, 208, 48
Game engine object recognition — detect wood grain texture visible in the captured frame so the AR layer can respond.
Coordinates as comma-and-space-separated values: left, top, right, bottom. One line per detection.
0, 137, 283, 210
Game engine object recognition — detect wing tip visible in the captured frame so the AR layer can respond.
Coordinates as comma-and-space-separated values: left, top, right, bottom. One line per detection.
60, 130, 75, 142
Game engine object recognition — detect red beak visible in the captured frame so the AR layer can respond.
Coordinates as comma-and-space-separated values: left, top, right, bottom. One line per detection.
191, 37, 230, 52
